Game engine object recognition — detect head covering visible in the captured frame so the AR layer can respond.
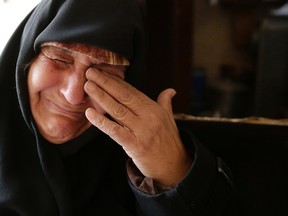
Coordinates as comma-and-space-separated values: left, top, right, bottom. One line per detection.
41, 41, 131, 66
0, 0, 146, 215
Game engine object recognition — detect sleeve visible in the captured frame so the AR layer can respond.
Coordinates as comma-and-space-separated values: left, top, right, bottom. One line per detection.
126, 128, 238, 216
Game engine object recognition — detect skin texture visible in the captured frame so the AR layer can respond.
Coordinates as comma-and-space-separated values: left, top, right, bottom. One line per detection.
28, 45, 126, 144
28, 44, 192, 187
85, 70, 192, 186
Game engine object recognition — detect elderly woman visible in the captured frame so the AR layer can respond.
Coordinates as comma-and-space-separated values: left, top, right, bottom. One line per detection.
0, 0, 235, 215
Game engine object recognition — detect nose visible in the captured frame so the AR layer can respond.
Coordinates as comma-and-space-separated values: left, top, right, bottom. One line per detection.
60, 71, 87, 105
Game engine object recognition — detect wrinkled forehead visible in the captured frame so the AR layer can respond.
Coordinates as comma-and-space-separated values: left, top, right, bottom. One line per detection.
40, 42, 130, 66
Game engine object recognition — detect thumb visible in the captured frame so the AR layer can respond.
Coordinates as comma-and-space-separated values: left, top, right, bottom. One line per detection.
157, 88, 177, 114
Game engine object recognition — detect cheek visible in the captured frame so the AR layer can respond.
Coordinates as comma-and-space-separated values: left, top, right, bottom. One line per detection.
28, 62, 59, 94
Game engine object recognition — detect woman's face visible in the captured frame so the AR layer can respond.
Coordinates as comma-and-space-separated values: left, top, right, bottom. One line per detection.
27, 44, 126, 144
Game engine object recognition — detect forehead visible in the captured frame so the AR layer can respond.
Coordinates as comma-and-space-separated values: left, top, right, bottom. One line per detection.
40, 42, 130, 66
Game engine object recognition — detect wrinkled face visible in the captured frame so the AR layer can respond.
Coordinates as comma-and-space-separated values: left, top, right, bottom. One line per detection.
27, 42, 128, 144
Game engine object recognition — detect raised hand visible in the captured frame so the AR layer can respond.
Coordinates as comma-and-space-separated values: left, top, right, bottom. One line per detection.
84, 68, 192, 187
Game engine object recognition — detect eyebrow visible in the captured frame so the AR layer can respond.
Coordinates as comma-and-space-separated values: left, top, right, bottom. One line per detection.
41, 46, 74, 61
41, 42, 130, 66
41, 45, 127, 73
42, 45, 124, 67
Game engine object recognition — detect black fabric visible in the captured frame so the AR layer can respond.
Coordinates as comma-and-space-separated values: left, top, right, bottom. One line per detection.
0, 0, 145, 215
0, 0, 237, 215
129, 127, 238, 216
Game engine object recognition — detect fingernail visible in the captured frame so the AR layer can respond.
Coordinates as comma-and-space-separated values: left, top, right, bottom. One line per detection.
84, 80, 97, 91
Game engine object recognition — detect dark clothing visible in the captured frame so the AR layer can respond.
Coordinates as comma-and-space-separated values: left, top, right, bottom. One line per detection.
129, 127, 237, 216
0, 0, 235, 215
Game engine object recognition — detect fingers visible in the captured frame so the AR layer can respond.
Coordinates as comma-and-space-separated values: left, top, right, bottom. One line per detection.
157, 88, 176, 115
85, 107, 134, 145
84, 79, 136, 129
84, 68, 142, 146
84, 68, 190, 186
84, 68, 177, 130
85, 68, 151, 114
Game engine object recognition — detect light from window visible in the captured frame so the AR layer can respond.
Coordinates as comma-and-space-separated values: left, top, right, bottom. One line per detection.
0, 0, 40, 54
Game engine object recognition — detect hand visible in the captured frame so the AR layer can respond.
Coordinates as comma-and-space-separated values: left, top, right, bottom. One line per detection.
84, 68, 192, 187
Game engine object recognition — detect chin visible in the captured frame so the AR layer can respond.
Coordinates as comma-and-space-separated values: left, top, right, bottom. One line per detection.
37, 117, 91, 144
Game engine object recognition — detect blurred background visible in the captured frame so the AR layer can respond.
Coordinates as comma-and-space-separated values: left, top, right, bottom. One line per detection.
144, 0, 288, 119
0, 0, 40, 52
1, 0, 287, 119
1, 1, 287, 214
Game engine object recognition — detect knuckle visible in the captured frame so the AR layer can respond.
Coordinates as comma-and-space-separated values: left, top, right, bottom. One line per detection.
112, 103, 128, 119
108, 124, 121, 136
118, 87, 134, 103
93, 114, 105, 128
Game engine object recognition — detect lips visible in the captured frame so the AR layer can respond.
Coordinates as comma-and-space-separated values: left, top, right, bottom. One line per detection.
44, 97, 86, 119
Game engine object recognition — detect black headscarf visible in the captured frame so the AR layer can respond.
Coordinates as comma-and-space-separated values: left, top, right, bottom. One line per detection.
0, 0, 145, 215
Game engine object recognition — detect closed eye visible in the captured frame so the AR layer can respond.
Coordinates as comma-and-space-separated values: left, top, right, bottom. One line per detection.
92, 64, 126, 79
41, 46, 74, 68
52, 58, 72, 66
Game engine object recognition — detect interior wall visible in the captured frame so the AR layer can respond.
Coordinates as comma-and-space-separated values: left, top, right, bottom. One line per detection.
191, 0, 279, 117
193, 0, 255, 86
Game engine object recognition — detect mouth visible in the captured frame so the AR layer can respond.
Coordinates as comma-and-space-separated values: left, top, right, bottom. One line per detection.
45, 98, 86, 119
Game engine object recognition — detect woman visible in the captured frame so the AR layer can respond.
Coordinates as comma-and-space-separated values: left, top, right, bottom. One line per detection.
0, 0, 235, 215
